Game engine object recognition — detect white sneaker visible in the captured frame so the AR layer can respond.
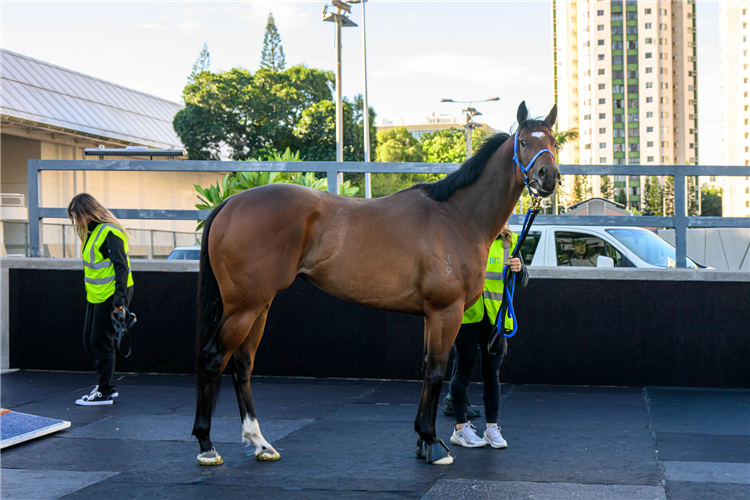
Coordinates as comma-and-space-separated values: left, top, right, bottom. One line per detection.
90, 385, 118, 398
75, 391, 113, 406
450, 422, 486, 448
483, 424, 508, 449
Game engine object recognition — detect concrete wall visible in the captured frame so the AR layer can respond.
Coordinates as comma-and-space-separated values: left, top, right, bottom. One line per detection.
658, 228, 750, 270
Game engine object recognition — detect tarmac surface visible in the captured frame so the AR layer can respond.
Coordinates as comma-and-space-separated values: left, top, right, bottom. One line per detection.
1, 370, 748, 499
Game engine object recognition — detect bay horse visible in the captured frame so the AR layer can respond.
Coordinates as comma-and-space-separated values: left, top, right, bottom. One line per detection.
193, 101, 559, 466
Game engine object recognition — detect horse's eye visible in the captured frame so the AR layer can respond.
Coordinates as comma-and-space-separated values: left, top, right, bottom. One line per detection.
520, 141, 527, 147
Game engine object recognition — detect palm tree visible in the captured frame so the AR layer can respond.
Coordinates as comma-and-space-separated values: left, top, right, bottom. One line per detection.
551, 128, 578, 213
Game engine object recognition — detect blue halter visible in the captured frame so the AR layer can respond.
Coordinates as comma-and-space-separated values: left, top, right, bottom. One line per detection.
512, 130, 556, 198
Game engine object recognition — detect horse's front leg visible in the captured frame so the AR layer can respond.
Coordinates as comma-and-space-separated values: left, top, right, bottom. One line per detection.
414, 303, 463, 465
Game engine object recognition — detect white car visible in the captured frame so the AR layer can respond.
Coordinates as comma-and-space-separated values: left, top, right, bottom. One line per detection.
508, 225, 704, 269
166, 245, 201, 260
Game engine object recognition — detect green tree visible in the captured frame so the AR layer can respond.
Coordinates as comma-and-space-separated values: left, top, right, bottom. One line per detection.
614, 186, 627, 206
600, 175, 613, 200
259, 13, 286, 71
420, 127, 486, 164
188, 42, 210, 84
375, 127, 424, 163
701, 186, 723, 216
174, 65, 335, 160
572, 175, 591, 205
664, 176, 675, 216
643, 175, 663, 216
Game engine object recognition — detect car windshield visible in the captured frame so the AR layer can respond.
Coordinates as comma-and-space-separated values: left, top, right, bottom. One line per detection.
166, 249, 200, 260
605, 228, 697, 268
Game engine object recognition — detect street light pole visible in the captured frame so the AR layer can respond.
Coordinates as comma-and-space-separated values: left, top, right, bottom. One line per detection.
322, 1, 358, 191
346, 0, 371, 197
441, 97, 499, 159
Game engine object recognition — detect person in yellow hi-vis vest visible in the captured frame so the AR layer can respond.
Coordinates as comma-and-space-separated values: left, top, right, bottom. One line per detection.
67, 194, 134, 406
447, 224, 528, 450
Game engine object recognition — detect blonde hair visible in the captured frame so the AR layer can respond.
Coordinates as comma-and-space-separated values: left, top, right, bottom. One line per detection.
498, 223, 513, 249
67, 193, 128, 243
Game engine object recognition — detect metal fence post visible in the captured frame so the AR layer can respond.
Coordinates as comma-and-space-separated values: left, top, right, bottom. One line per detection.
150, 230, 154, 259
27, 160, 43, 257
328, 170, 339, 194
62, 225, 66, 258
674, 173, 687, 268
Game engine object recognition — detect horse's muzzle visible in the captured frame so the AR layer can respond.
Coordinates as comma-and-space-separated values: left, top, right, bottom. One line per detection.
531, 166, 559, 198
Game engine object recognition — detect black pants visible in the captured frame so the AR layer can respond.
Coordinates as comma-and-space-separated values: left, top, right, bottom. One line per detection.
82, 289, 132, 393
449, 314, 507, 425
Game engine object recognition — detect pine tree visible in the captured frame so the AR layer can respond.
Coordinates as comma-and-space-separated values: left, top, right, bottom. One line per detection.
664, 176, 675, 216
600, 175, 613, 200
687, 175, 700, 216
188, 43, 210, 83
643, 175, 663, 216
572, 175, 590, 204
260, 13, 286, 71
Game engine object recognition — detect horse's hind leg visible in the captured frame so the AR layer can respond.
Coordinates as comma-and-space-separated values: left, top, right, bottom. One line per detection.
230, 304, 280, 461
414, 304, 463, 465
194, 307, 260, 466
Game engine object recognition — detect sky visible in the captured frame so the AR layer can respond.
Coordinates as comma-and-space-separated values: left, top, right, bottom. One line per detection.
0, 1, 723, 164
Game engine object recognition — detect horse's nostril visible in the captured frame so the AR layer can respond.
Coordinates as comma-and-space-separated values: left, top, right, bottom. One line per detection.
539, 166, 548, 177
556, 172, 561, 181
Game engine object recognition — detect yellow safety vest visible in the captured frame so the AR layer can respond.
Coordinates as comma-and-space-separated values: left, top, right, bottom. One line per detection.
82, 223, 134, 304
462, 232, 519, 330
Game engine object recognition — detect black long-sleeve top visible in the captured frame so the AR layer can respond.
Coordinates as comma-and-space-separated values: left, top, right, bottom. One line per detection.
86, 221, 133, 306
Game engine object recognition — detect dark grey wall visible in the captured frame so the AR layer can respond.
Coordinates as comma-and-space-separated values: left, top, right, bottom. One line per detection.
9, 269, 750, 387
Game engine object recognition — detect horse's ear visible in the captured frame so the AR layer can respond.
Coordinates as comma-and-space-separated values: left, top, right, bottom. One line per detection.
544, 104, 558, 129
517, 101, 528, 127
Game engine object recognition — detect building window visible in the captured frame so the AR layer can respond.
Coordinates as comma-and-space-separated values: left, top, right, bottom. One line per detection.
646, 112, 654, 117
599, 113, 607, 119
647, 141, 654, 147
647, 156, 654, 162
645, 82, 653, 89
600, 157, 608, 163
628, 128, 640, 137
598, 54, 605, 60
646, 97, 653, 103
613, 84, 625, 93
645, 52, 653, 59
629, 143, 640, 152
627, 70, 638, 79
599, 98, 606, 104
645, 8, 652, 14
746, 187, 750, 194
612, 41, 624, 50
645, 22, 652, 29
612, 26, 623, 35
599, 39, 605, 46
662, 156, 670, 163
662, 141, 669, 147
628, 41, 638, 50
613, 55, 624, 65
600, 142, 607, 149
599, 128, 607, 134
599, 84, 606, 90
646, 67, 653, 73
614, 143, 625, 152
629, 158, 641, 165
628, 114, 640, 122
645, 37, 653, 44
661, 68, 668, 74
662, 127, 669, 133
613, 129, 626, 138
598, 69, 606, 75
598, 24, 605, 31
647, 126, 654, 132
598, 10, 604, 16
614, 114, 625, 123
584, 114, 592, 120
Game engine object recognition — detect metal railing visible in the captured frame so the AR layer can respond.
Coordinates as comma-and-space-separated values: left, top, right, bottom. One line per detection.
27, 159, 750, 267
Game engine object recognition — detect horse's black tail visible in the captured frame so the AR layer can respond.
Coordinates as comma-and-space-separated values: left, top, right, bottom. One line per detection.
195, 200, 229, 414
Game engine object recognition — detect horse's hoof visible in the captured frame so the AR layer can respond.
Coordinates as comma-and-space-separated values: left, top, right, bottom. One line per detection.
415, 438, 428, 459
197, 448, 223, 466
254, 447, 280, 461
425, 440, 453, 465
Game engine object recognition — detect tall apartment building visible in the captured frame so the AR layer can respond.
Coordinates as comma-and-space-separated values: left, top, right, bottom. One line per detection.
718, 0, 750, 217
553, 0, 699, 210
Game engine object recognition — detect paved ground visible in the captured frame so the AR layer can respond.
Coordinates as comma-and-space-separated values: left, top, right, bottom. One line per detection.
1, 371, 748, 499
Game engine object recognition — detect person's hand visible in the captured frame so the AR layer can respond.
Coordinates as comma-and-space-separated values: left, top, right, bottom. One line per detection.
114, 305, 123, 312
508, 257, 523, 273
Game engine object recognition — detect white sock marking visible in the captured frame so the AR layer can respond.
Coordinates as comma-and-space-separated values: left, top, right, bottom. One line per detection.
242, 416, 275, 456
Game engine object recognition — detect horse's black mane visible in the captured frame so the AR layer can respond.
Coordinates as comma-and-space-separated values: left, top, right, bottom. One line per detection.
417, 119, 550, 202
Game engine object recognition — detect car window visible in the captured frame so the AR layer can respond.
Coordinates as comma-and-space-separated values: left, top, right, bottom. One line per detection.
605, 228, 698, 268
554, 231, 626, 267
166, 249, 200, 260
518, 231, 541, 266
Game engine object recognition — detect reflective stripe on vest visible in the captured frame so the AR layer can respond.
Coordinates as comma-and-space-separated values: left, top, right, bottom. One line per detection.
462, 233, 518, 330
82, 223, 133, 303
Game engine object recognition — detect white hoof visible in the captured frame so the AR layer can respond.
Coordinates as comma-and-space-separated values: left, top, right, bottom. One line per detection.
254, 447, 281, 461
431, 455, 454, 465
197, 448, 223, 466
